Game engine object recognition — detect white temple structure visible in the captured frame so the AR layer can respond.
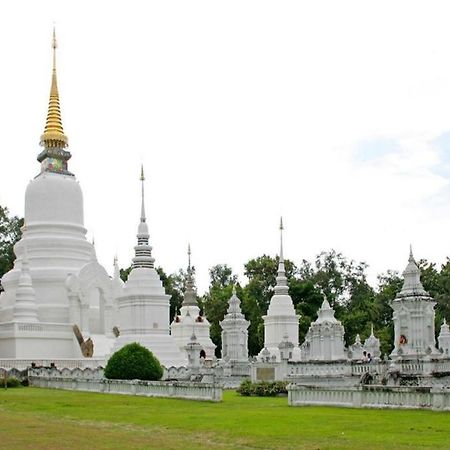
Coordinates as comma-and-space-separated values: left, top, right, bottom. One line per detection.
259, 219, 300, 361
390, 247, 440, 358
220, 286, 249, 362
301, 299, 346, 361
0, 31, 115, 359
363, 325, 381, 360
111, 167, 187, 368
171, 246, 216, 360
438, 319, 450, 356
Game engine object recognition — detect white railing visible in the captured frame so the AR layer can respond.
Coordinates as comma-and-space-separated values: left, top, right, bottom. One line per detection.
288, 384, 450, 411
0, 358, 106, 370
29, 373, 222, 402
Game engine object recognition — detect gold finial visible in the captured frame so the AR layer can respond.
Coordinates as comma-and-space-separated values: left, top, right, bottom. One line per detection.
40, 27, 68, 149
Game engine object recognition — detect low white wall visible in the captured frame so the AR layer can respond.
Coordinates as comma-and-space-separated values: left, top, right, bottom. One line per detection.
29, 372, 222, 402
288, 384, 450, 411
0, 358, 105, 370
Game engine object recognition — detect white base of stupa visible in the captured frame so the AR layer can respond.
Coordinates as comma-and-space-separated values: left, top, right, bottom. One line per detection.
110, 334, 188, 368
0, 321, 82, 359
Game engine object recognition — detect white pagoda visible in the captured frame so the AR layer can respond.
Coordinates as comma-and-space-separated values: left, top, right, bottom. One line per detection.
438, 319, 450, 357
111, 168, 187, 368
259, 218, 300, 361
170, 246, 216, 360
220, 286, 249, 362
0, 31, 115, 359
301, 299, 346, 361
390, 247, 440, 358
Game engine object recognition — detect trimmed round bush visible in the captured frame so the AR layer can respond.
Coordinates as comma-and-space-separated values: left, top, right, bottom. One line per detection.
104, 343, 163, 381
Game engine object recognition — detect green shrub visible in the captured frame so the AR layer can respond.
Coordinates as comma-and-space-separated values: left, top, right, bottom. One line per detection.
104, 342, 163, 381
237, 379, 288, 397
237, 378, 253, 396
0, 376, 22, 388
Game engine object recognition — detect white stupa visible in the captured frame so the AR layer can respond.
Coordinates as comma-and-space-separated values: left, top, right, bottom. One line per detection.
110, 167, 187, 368
170, 246, 216, 360
390, 247, 440, 358
363, 325, 381, 360
301, 299, 346, 361
258, 218, 300, 361
0, 31, 115, 359
438, 319, 450, 357
220, 286, 249, 363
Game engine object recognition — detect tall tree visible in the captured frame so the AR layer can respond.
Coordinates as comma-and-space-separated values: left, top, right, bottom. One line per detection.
0, 206, 23, 280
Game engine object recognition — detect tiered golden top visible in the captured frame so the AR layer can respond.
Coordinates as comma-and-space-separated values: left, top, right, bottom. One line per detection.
40, 29, 68, 149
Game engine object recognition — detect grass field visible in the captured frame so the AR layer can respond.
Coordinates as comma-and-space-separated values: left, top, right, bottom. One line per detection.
0, 387, 449, 449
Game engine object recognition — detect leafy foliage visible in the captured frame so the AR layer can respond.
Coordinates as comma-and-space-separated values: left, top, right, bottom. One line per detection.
237, 379, 288, 397
0, 376, 22, 388
104, 343, 163, 381
0, 206, 23, 279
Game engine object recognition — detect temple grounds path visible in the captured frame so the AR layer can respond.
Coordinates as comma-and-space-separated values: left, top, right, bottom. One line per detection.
1, 387, 449, 449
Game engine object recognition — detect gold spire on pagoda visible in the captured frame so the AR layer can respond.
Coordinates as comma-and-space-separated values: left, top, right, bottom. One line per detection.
40, 28, 68, 149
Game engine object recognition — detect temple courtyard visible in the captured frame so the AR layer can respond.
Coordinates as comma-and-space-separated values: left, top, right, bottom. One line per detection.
1, 388, 449, 449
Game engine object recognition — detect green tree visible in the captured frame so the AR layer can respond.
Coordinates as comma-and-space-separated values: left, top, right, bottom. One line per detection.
0, 206, 23, 280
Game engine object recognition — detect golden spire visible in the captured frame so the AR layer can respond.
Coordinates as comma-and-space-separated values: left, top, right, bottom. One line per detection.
40, 28, 68, 149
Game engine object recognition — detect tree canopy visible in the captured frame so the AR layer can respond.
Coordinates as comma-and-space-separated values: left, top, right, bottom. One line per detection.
0, 206, 23, 280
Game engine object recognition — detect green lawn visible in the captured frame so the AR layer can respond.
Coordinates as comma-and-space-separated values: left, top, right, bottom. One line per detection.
0, 388, 449, 449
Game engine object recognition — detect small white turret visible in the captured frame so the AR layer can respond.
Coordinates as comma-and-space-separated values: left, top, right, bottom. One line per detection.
170, 245, 216, 359
438, 319, 450, 357
220, 285, 250, 362
302, 298, 346, 361
364, 324, 381, 360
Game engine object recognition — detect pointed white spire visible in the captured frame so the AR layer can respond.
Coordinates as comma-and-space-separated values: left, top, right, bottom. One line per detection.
399, 245, 427, 297
132, 165, 154, 269
315, 297, 339, 324
140, 164, 146, 222
279, 217, 284, 262
182, 243, 197, 307
13, 247, 38, 322
113, 255, 120, 280
274, 217, 289, 295
226, 284, 244, 316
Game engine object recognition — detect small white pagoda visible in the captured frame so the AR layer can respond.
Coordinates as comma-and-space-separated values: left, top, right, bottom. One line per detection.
220, 286, 249, 362
438, 320, 450, 356
301, 299, 346, 361
390, 247, 440, 359
259, 218, 300, 362
170, 246, 216, 360
111, 168, 187, 368
363, 325, 381, 360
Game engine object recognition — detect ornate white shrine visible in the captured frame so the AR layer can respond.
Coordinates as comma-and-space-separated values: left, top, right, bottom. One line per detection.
170, 246, 216, 360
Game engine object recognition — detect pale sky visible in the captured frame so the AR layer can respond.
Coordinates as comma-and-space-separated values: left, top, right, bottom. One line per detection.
1, 1, 450, 293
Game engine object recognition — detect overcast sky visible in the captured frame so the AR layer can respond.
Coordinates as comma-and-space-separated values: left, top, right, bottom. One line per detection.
1, 1, 450, 293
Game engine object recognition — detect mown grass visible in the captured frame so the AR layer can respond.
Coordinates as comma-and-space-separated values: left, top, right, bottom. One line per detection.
0, 387, 449, 449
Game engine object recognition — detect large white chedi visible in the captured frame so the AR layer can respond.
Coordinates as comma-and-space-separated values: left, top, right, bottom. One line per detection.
0, 33, 115, 359
259, 219, 300, 361
111, 168, 187, 368
170, 246, 216, 359
220, 286, 250, 363
391, 247, 440, 358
